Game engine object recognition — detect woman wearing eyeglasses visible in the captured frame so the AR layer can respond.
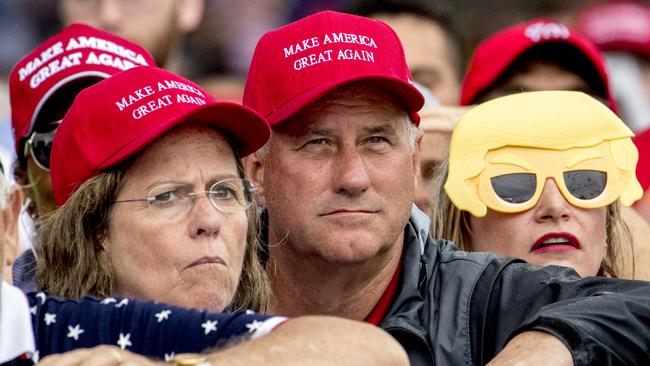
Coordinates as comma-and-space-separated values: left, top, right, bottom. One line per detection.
431, 90, 642, 277
35, 66, 270, 312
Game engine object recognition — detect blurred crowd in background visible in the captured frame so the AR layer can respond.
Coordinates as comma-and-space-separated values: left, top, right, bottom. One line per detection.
0, 0, 640, 110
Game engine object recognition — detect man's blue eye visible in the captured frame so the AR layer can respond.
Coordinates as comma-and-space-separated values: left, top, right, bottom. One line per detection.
368, 136, 387, 143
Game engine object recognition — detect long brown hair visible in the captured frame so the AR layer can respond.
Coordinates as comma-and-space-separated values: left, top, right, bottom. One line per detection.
430, 160, 632, 277
37, 153, 269, 311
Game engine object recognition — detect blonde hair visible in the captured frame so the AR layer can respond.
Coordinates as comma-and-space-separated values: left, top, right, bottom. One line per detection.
37, 156, 269, 311
431, 159, 631, 277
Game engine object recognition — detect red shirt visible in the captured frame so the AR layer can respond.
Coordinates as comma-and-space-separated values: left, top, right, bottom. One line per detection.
364, 258, 403, 325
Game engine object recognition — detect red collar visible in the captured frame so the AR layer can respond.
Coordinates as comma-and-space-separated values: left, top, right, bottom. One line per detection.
364, 257, 402, 325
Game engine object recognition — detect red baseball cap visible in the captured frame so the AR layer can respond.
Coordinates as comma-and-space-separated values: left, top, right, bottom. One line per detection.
9, 23, 155, 155
575, 2, 650, 60
243, 10, 424, 126
51, 66, 271, 206
460, 19, 617, 112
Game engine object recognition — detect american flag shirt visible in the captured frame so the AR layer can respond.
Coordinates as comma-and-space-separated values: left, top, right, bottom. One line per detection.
2, 288, 285, 364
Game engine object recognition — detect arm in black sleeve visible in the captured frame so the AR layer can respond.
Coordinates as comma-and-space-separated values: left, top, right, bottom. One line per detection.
469, 259, 650, 366
27, 293, 283, 360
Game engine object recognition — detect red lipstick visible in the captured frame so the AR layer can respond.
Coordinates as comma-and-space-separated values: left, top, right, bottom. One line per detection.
530, 232, 581, 254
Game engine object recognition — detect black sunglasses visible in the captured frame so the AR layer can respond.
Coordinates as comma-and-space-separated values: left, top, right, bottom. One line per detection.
26, 120, 61, 172
490, 170, 607, 205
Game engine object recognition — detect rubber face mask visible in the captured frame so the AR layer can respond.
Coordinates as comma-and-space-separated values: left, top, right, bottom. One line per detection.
444, 91, 643, 217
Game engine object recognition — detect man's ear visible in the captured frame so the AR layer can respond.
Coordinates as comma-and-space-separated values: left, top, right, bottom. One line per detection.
176, 0, 205, 33
243, 153, 266, 208
3, 186, 23, 283
413, 128, 424, 186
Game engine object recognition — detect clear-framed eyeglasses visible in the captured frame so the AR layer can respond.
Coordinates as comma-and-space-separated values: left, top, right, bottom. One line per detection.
113, 178, 256, 219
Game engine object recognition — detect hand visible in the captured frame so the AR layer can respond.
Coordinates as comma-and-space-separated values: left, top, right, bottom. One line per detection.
38, 345, 165, 366
419, 105, 469, 131
487, 331, 573, 366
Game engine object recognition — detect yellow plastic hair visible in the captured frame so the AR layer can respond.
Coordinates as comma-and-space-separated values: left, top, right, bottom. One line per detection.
444, 91, 643, 216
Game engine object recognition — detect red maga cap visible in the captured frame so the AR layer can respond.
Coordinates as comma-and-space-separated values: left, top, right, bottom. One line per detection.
51, 66, 271, 206
461, 19, 617, 112
10, 23, 155, 154
575, 2, 650, 60
243, 10, 424, 126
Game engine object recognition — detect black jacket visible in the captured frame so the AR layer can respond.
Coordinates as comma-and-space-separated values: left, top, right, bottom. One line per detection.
383, 207, 650, 365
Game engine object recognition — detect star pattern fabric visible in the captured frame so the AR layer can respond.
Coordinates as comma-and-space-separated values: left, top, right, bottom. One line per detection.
155, 309, 172, 323
43, 313, 56, 326
1, 292, 287, 364
201, 320, 218, 335
117, 333, 132, 350
246, 320, 263, 333
66, 325, 84, 341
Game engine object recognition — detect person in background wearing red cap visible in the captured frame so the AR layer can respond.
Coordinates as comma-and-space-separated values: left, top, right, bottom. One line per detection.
11, 65, 408, 366
58, 0, 204, 74
9, 23, 156, 293
459, 18, 650, 281
460, 18, 616, 110
242, 11, 650, 365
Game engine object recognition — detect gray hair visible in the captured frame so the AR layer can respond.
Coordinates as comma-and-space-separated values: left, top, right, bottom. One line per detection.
405, 118, 418, 152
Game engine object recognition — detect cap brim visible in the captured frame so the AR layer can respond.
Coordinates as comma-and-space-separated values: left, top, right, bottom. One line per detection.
99, 101, 270, 172
185, 102, 271, 157
266, 75, 424, 127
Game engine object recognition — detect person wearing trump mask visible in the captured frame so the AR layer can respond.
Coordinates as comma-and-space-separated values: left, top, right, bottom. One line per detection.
432, 90, 641, 278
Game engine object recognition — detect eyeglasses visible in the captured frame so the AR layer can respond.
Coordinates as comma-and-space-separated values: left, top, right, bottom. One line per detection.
113, 178, 256, 219
26, 120, 61, 172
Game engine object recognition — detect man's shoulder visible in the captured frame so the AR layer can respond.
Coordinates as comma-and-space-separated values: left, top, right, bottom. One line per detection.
405, 206, 500, 267
424, 238, 502, 274
403, 206, 503, 283
435, 240, 494, 262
